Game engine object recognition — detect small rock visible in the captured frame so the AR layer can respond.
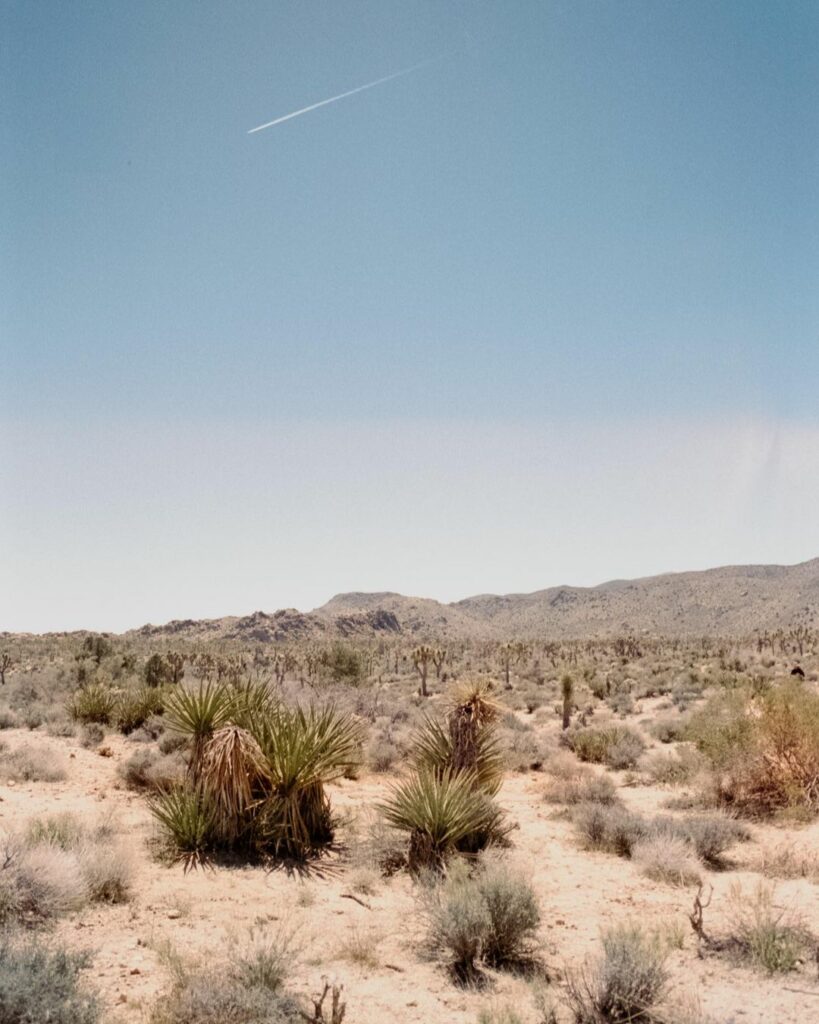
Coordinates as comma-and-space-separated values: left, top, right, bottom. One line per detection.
130, 967, 141, 975
166, 909, 181, 920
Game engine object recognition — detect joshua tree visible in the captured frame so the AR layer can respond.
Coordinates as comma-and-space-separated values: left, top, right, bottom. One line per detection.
498, 640, 530, 690
432, 647, 447, 681
412, 645, 434, 697
561, 673, 574, 731
0, 651, 13, 687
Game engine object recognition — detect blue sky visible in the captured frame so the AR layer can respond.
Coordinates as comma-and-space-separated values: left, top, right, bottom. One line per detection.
3, 2, 818, 631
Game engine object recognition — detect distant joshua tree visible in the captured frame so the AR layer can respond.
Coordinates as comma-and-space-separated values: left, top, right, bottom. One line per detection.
0, 651, 14, 686
561, 673, 574, 731
412, 645, 434, 697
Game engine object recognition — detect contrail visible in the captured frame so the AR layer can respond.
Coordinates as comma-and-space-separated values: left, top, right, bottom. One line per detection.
247, 58, 436, 134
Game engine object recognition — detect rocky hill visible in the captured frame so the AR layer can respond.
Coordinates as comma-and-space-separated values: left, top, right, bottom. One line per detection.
115, 557, 819, 643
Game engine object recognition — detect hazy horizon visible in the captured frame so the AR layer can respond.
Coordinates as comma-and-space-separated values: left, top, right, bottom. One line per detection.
4, 2, 818, 633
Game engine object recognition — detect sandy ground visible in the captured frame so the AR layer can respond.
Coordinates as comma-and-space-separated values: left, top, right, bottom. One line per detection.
2, 726, 818, 1023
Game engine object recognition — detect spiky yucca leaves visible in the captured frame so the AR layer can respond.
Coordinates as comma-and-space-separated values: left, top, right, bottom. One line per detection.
67, 683, 116, 724
199, 725, 266, 845
412, 715, 505, 796
229, 679, 279, 731
380, 769, 500, 872
148, 785, 217, 870
252, 705, 363, 859
164, 681, 236, 778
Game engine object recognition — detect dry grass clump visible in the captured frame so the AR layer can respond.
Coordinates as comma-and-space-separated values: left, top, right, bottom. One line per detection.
120, 747, 186, 791
566, 922, 668, 1023
631, 835, 702, 887
543, 756, 620, 806
0, 814, 133, 924
686, 681, 819, 817
0, 742, 67, 782
726, 882, 816, 974
756, 842, 819, 882
563, 725, 646, 770
421, 854, 541, 978
336, 924, 382, 968
149, 928, 309, 1024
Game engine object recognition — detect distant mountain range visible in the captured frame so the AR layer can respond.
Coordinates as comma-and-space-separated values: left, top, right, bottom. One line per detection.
126, 558, 819, 644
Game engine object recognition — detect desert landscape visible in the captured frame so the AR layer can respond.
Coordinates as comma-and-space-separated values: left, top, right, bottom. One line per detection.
2, 560, 819, 1023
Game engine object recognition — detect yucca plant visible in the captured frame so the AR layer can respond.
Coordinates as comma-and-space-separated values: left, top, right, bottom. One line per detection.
67, 682, 116, 725
380, 768, 499, 872
412, 714, 505, 796
115, 686, 165, 735
252, 705, 363, 859
148, 784, 217, 870
164, 681, 236, 778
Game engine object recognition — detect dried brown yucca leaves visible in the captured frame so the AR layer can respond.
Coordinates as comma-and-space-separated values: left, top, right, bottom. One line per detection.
200, 725, 265, 843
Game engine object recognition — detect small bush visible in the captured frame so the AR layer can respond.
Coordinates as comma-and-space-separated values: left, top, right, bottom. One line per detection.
80, 723, 105, 748
0, 937, 101, 1024
116, 687, 165, 735
757, 843, 819, 882
641, 746, 703, 786
573, 803, 646, 858
566, 923, 668, 1023
77, 839, 134, 903
672, 814, 749, 866
631, 835, 701, 887
0, 708, 19, 729
120, 748, 185, 791
14, 843, 90, 919
564, 726, 646, 769
544, 768, 619, 806
422, 856, 540, 976
727, 883, 815, 974
649, 715, 689, 744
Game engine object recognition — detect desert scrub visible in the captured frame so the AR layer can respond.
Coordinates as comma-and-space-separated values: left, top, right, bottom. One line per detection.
148, 928, 305, 1024
686, 681, 819, 817
0, 742, 67, 782
543, 760, 620, 806
120, 747, 185, 791
421, 855, 541, 977
641, 746, 703, 785
115, 686, 165, 734
566, 922, 668, 1024
563, 725, 646, 769
727, 883, 815, 974
631, 835, 701, 887
0, 936, 101, 1024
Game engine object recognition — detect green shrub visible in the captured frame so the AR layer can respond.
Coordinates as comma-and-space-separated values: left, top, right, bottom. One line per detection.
381, 769, 506, 872
0, 938, 101, 1024
67, 684, 115, 725
149, 786, 218, 868
573, 803, 646, 857
115, 687, 165, 734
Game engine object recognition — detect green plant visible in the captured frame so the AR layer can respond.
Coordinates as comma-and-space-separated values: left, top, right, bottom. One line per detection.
381, 769, 500, 871
0, 938, 101, 1024
412, 714, 504, 796
727, 883, 814, 974
66, 683, 115, 725
253, 705, 363, 859
148, 785, 218, 869
164, 681, 237, 775
115, 687, 165, 735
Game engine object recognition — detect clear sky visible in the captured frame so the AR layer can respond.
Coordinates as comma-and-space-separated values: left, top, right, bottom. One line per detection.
3, 1, 818, 632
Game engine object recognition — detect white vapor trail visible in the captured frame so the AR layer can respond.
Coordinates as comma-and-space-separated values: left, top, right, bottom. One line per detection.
247, 58, 436, 134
